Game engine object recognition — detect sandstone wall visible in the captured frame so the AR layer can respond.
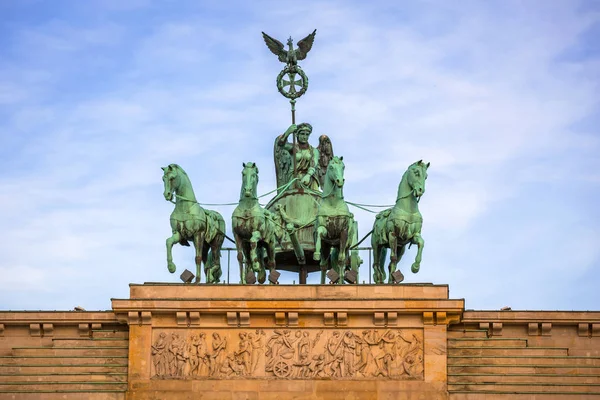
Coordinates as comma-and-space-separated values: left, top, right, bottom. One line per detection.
1, 287, 599, 400
0, 311, 128, 400
448, 310, 600, 400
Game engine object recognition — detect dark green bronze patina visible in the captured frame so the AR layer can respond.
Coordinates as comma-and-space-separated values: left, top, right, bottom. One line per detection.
232, 162, 285, 284
313, 156, 357, 284
162, 164, 225, 284
371, 161, 429, 284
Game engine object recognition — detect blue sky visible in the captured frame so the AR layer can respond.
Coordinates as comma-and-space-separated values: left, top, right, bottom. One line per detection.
0, 0, 598, 311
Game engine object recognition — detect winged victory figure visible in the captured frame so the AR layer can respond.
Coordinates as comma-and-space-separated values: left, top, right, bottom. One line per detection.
261, 29, 317, 68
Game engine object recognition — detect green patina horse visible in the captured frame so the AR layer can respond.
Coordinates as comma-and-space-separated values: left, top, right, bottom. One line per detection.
371, 160, 429, 284
232, 162, 284, 284
313, 156, 356, 284
162, 164, 225, 284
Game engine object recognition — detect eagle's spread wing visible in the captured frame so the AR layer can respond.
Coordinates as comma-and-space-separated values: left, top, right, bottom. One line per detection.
295, 29, 317, 61
262, 32, 287, 63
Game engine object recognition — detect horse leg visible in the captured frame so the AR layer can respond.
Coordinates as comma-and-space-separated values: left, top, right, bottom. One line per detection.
208, 239, 222, 284
193, 232, 205, 284
411, 234, 424, 273
378, 247, 388, 284
249, 231, 262, 282
233, 233, 246, 284
166, 231, 180, 273
314, 217, 326, 261
320, 245, 331, 284
266, 241, 276, 285
387, 230, 398, 284
337, 226, 349, 284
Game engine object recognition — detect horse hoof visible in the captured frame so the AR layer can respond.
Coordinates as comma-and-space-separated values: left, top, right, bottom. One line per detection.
167, 263, 176, 273
411, 263, 420, 273
314, 252, 321, 261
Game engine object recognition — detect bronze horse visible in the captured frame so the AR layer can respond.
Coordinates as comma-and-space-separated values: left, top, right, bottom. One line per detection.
371, 160, 429, 284
232, 162, 284, 284
313, 156, 355, 284
162, 164, 225, 283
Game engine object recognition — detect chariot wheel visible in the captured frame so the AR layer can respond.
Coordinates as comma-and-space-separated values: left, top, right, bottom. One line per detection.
273, 360, 291, 377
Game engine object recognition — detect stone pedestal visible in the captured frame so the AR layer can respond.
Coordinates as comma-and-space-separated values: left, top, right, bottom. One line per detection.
112, 283, 464, 399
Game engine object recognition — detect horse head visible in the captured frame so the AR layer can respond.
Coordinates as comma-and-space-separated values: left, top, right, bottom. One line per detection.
241, 162, 259, 199
161, 164, 181, 201
405, 160, 430, 199
326, 156, 345, 188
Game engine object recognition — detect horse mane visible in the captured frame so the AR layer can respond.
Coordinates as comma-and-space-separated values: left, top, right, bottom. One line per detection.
169, 163, 188, 177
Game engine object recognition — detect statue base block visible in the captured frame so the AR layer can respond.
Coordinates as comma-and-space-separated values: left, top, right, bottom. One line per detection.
112, 283, 464, 400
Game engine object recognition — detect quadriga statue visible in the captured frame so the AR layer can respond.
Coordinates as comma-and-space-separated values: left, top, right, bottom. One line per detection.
162, 164, 225, 284
371, 160, 429, 284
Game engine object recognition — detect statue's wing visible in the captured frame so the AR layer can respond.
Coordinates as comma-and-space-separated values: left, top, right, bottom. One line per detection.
316, 134, 333, 189
295, 29, 317, 61
274, 136, 293, 192
262, 32, 287, 63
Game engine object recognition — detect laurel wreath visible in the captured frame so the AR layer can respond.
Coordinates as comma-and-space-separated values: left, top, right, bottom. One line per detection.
276, 66, 309, 100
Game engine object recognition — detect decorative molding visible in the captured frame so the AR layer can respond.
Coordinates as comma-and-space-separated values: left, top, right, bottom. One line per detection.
374, 312, 398, 326
541, 322, 552, 336
177, 312, 187, 326
189, 312, 200, 327
388, 312, 398, 326
227, 312, 238, 326
288, 312, 298, 326
423, 312, 434, 325
374, 312, 385, 326
42, 323, 54, 337
491, 322, 503, 336
79, 323, 90, 337
275, 312, 286, 326
239, 312, 250, 326
29, 323, 41, 337
436, 312, 447, 325
227, 312, 250, 327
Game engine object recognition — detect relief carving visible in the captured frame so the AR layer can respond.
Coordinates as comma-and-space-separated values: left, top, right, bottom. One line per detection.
151, 328, 423, 380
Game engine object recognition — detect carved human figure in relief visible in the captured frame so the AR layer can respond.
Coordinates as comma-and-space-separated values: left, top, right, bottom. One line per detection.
275, 123, 333, 191
235, 332, 252, 375
174, 334, 188, 377
151, 332, 168, 377
167, 333, 181, 376
220, 354, 245, 377
250, 329, 266, 373
210, 333, 227, 376
188, 334, 201, 376
354, 331, 371, 376
342, 331, 357, 377
196, 333, 210, 376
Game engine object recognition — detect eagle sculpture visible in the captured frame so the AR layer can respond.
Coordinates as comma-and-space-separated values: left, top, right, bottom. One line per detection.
261, 29, 317, 67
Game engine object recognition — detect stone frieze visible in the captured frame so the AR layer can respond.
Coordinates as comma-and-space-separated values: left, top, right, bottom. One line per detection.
151, 328, 423, 380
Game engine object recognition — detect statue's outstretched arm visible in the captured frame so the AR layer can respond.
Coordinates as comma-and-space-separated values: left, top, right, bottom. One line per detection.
278, 124, 297, 150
